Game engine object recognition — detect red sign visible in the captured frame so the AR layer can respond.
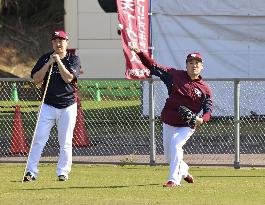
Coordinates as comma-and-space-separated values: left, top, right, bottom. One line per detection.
116, 0, 150, 79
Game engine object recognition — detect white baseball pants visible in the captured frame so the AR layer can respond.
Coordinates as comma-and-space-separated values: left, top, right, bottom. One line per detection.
163, 123, 194, 185
26, 103, 77, 178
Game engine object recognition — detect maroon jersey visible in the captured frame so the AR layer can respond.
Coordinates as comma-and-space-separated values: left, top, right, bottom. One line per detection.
138, 52, 213, 127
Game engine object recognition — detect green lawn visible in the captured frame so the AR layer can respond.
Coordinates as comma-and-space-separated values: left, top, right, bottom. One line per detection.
0, 100, 140, 112
0, 163, 264, 205
78, 80, 142, 98
81, 100, 141, 110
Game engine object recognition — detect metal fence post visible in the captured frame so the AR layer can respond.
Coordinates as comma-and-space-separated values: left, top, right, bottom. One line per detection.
234, 80, 240, 169
149, 78, 156, 166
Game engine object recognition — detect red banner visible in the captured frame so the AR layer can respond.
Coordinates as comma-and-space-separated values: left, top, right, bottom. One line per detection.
116, 0, 150, 79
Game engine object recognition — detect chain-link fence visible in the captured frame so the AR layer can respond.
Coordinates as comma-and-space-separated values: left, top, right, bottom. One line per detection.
0, 78, 264, 167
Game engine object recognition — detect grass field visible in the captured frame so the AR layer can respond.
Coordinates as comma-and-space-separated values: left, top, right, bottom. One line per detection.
78, 80, 141, 98
0, 163, 264, 205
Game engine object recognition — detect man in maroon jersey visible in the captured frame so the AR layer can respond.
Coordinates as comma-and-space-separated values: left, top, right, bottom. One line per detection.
131, 47, 213, 187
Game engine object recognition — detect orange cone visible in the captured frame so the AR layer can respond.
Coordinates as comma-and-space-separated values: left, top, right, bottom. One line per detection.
10, 105, 29, 154
73, 101, 91, 147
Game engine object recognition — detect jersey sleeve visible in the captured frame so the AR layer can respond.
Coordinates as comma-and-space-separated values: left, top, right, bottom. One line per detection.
201, 89, 213, 122
68, 55, 81, 79
31, 53, 50, 78
137, 51, 173, 94
137, 52, 172, 73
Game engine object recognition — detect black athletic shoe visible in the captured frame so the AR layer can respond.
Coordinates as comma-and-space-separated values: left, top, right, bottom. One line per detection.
58, 175, 68, 181
23, 172, 36, 182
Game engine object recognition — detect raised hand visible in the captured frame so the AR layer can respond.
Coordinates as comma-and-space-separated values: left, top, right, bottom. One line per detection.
129, 46, 140, 54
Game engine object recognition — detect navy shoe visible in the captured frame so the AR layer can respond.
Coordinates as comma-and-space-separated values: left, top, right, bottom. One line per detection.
58, 175, 68, 181
23, 172, 36, 182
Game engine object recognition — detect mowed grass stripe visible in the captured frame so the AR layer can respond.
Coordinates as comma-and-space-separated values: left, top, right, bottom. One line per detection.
0, 163, 264, 205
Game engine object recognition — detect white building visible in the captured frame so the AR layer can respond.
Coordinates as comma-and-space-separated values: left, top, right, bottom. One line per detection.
64, 0, 125, 78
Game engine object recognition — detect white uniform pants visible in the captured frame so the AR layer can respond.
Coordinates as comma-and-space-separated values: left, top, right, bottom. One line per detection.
26, 103, 77, 177
163, 123, 194, 185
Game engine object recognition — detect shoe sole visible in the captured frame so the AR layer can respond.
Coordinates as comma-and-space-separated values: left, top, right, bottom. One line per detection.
163, 182, 181, 187
163, 185, 180, 187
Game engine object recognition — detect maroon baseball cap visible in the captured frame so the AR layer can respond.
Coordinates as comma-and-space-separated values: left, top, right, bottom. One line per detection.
186, 52, 203, 62
51, 30, 68, 40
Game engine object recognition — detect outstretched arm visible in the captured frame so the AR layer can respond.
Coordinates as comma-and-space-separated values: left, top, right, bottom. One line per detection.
130, 47, 157, 69
130, 46, 173, 94
129, 46, 172, 75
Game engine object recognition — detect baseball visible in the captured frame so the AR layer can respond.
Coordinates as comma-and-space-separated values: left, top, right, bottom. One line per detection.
117, 24, 123, 30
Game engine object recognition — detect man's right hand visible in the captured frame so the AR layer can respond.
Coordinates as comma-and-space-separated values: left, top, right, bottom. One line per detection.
129, 46, 140, 54
48, 54, 56, 65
